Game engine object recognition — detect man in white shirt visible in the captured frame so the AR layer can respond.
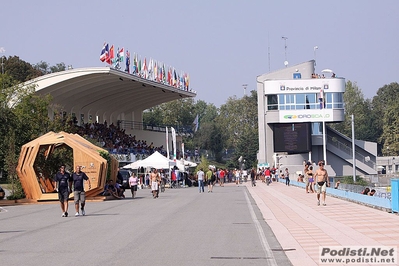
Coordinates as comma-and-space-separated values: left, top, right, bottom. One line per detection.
196, 168, 205, 193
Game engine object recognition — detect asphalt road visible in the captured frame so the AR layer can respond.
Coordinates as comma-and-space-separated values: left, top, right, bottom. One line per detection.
0, 184, 292, 266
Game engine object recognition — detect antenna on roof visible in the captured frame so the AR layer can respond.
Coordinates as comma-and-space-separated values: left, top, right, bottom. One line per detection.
268, 32, 271, 72
281, 36, 288, 67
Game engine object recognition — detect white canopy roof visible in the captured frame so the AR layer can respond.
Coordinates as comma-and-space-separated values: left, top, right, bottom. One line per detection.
122, 151, 174, 170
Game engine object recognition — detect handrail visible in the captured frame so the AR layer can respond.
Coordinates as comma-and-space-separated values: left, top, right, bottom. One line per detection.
327, 135, 375, 169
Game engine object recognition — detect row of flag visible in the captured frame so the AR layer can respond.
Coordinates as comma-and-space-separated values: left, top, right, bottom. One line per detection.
100, 43, 190, 91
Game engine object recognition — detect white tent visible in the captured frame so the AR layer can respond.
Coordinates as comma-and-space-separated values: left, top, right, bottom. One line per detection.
122, 151, 174, 170
176, 159, 197, 171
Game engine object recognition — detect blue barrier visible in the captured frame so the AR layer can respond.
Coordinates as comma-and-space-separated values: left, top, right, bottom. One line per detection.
276, 178, 392, 210
392, 179, 399, 213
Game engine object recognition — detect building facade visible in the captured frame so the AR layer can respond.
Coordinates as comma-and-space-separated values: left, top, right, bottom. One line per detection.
257, 61, 377, 177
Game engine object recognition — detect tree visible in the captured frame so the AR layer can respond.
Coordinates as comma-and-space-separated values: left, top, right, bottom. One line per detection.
330, 81, 377, 142
50, 62, 66, 73
372, 82, 399, 155
3, 56, 42, 82
217, 91, 258, 167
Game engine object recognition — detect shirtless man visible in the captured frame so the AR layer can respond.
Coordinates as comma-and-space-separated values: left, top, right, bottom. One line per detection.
315, 161, 330, 206
150, 169, 160, 199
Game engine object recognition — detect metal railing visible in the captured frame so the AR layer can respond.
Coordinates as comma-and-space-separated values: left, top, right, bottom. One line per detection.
327, 135, 375, 169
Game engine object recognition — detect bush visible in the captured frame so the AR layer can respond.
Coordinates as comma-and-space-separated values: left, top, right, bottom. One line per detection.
6, 179, 25, 200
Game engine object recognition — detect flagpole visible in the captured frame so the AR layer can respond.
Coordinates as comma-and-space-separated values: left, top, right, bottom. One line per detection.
323, 107, 327, 164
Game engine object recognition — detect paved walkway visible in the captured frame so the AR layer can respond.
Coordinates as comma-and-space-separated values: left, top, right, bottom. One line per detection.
245, 180, 399, 265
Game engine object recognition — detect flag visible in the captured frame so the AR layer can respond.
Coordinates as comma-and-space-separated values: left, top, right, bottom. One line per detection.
106, 45, 114, 65
143, 58, 147, 79
133, 53, 138, 74
125, 50, 130, 73
166, 127, 169, 160
138, 58, 142, 75
162, 64, 166, 83
171, 127, 177, 161
193, 114, 199, 132
319, 89, 325, 109
100, 43, 109, 62
118, 48, 124, 62
148, 58, 153, 80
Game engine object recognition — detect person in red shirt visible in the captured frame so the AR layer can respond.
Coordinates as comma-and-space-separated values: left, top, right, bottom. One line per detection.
171, 169, 177, 188
264, 168, 271, 185
219, 168, 225, 187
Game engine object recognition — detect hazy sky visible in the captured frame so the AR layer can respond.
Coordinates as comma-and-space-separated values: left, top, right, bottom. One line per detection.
2, 0, 398, 107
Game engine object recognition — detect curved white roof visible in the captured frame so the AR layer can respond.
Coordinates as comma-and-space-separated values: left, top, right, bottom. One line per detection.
27, 67, 196, 116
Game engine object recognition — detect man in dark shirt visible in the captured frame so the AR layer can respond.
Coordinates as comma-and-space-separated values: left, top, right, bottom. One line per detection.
55, 165, 72, 217
72, 165, 91, 216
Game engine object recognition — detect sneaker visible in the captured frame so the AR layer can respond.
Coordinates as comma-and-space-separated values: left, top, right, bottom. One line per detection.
322, 203, 326, 206
62, 212, 65, 217
317, 201, 320, 206
81, 209, 85, 216
75, 212, 80, 217
65, 212, 68, 217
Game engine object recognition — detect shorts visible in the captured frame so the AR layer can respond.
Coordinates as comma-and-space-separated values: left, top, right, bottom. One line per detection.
151, 181, 159, 191
130, 185, 138, 192
316, 182, 326, 194
74, 191, 86, 204
58, 189, 69, 202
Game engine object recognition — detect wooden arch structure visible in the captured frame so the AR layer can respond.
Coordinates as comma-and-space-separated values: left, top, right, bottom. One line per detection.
16, 131, 119, 201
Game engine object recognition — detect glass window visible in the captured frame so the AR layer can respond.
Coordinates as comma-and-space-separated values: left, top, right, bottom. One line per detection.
267, 95, 278, 110
278, 95, 285, 110
312, 122, 323, 135
286, 94, 295, 104
305, 94, 317, 109
295, 94, 304, 110
333, 92, 344, 108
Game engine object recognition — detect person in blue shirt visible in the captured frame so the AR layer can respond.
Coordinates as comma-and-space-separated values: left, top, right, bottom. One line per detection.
55, 165, 72, 217
72, 165, 91, 216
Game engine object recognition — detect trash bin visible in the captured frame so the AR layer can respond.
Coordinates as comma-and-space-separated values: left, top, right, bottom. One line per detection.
391, 179, 399, 213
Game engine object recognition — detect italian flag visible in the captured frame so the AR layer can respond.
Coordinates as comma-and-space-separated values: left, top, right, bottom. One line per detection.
118, 48, 124, 62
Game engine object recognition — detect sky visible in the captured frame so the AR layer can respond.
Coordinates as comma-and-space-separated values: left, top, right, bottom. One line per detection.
1, 0, 398, 107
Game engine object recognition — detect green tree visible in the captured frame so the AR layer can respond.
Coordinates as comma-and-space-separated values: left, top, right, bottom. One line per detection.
371, 82, 399, 155
3, 56, 42, 82
330, 81, 377, 141
218, 91, 258, 167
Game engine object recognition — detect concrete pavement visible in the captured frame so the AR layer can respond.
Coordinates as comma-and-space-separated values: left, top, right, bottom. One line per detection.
246, 180, 399, 265
0, 184, 291, 266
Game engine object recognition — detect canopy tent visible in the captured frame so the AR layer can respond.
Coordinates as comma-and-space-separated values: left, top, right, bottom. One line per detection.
176, 159, 197, 170
122, 151, 174, 170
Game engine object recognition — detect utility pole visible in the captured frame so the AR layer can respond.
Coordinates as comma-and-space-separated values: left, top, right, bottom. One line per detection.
0, 47, 5, 92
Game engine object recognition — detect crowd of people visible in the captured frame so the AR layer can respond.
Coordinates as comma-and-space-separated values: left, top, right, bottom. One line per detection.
75, 121, 165, 157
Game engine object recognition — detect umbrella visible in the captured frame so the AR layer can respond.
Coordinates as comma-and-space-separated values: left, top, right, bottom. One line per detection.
321, 69, 333, 73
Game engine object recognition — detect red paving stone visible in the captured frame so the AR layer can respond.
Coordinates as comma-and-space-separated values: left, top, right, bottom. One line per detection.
245, 181, 399, 266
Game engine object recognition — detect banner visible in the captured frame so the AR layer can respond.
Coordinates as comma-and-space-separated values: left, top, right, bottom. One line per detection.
166, 127, 169, 160
171, 127, 176, 161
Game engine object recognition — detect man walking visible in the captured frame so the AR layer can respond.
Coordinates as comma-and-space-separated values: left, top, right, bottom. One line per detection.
55, 165, 72, 217
206, 167, 214, 193
285, 168, 290, 186
72, 165, 91, 216
150, 169, 160, 199
315, 161, 330, 206
196, 168, 205, 193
